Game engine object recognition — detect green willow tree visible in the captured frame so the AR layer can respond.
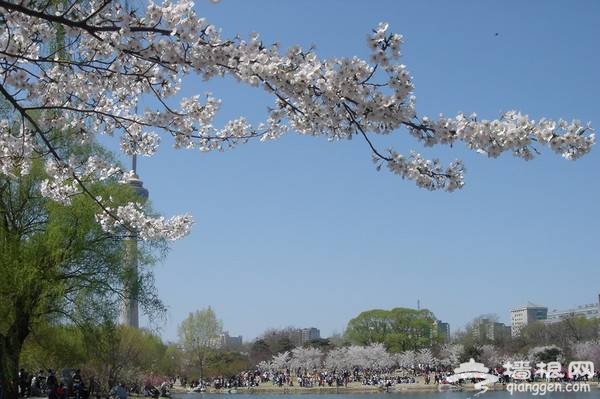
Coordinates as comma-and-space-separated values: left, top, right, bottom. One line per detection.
82, 322, 169, 389
19, 323, 87, 373
0, 143, 165, 399
21, 323, 177, 390
203, 351, 250, 379
345, 307, 439, 352
178, 307, 223, 380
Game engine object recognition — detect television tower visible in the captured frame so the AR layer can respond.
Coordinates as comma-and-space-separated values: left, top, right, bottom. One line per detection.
120, 154, 149, 328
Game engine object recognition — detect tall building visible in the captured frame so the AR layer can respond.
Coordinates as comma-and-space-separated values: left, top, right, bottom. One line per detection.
208, 331, 243, 350
472, 319, 510, 342
270, 327, 321, 346
510, 303, 547, 337
300, 327, 321, 344
546, 294, 600, 323
433, 320, 450, 342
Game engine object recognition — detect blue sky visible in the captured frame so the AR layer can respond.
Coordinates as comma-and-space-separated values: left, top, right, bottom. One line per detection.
127, 0, 600, 342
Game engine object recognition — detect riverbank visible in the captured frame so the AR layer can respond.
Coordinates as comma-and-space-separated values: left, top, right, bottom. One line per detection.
171, 381, 434, 394
171, 380, 599, 395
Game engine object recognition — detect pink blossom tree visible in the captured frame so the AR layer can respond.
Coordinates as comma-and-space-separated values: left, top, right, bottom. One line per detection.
572, 341, 600, 368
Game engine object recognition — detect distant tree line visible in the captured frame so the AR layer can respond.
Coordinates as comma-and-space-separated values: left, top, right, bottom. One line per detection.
17, 307, 600, 387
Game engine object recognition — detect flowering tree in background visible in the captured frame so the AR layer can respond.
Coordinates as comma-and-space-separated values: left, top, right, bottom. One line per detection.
395, 350, 416, 369
572, 341, 600, 367
345, 344, 393, 370
270, 351, 291, 372
0, 0, 595, 240
256, 360, 270, 373
362, 343, 394, 370
415, 348, 437, 368
438, 343, 463, 367
324, 347, 350, 371
288, 347, 323, 373
478, 344, 501, 368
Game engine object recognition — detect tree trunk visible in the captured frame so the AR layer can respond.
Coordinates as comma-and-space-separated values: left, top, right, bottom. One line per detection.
0, 298, 31, 399
0, 330, 25, 399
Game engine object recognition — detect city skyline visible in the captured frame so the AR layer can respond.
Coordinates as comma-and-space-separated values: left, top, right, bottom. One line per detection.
158, 291, 600, 344
120, 0, 600, 342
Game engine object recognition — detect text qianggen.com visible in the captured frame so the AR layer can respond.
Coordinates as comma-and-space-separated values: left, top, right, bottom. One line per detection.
506, 382, 591, 396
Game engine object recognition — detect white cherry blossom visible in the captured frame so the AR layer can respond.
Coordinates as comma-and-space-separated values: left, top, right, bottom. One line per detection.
0, 0, 594, 240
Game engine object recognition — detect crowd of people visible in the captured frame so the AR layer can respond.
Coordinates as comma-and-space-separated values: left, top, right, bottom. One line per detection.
188, 363, 600, 391
12, 368, 172, 399
12, 363, 599, 399
16, 369, 89, 399
185, 367, 421, 390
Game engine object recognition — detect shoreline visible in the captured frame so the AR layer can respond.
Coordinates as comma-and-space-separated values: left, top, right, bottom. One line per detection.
171, 380, 599, 395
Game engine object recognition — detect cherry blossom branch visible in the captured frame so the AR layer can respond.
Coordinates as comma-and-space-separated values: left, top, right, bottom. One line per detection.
0, 1, 594, 239
0, 81, 126, 224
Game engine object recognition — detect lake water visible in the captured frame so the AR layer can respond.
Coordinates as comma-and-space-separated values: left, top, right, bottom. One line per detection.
173, 391, 594, 399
